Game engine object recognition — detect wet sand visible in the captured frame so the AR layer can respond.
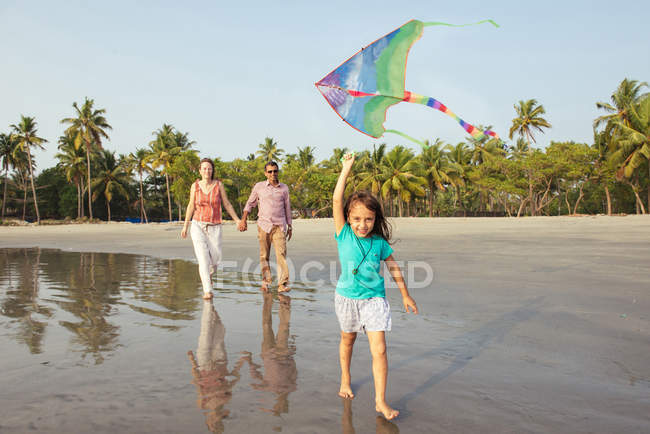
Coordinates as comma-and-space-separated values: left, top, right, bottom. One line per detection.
1, 216, 650, 433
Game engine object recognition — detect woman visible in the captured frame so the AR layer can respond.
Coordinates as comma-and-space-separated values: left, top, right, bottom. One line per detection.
181, 158, 241, 299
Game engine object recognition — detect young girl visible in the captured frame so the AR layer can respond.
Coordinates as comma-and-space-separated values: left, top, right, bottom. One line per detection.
332, 153, 418, 420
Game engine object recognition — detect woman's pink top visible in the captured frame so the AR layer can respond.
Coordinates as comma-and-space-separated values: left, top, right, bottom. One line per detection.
192, 180, 222, 224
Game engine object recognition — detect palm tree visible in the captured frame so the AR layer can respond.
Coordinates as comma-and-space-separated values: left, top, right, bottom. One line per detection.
11, 148, 31, 220
61, 98, 112, 220
509, 138, 530, 160
380, 146, 426, 217
464, 133, 505, 213
446, 142, 471, 211
608, 95, 650, 213
256, 137, 284, 162
418, 140, 463, 216
594, 79, 648, 133
1, 133, 20, 220
592, 130, 615, 215
357, 143, 387, 196
128, 148, 151, 223
56, 134, 87, 218
594, 79, 650, 214
172, 130, 196, 152
509, 99, 552, 216
10, 116, 47, 224
91, 150, 130, 221
148, 124, 179, 221
509, 99, 552, 145
171, 130, 196, 219
297, 146, 316, 170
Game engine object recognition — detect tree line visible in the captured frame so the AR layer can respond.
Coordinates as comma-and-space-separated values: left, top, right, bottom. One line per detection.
1, 78, 648, 224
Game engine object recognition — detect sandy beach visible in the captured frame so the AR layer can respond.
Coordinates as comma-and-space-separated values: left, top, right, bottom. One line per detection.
1, 216, 649, 433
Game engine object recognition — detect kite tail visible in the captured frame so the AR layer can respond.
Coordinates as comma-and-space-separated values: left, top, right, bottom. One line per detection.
403, 91, 500, 141
422, 19, 499, 28
384, 129, 427, 148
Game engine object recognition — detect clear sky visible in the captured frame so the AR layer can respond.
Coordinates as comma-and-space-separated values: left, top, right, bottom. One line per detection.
2, 0, 648, 172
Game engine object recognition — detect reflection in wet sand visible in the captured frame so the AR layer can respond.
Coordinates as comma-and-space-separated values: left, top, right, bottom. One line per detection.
342, 397, 356, 434
342, 397, 400, 434
249, 293, 297, 416
54, 252, 121, 364
188, 300, 249, 433
0, 248, 51, 354
0, 248, 202, 363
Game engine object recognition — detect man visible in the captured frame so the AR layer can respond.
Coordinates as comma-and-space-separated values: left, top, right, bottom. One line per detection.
238, 161, 292, 292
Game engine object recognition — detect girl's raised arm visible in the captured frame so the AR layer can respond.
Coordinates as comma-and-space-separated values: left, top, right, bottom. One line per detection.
333, 153, 355, 236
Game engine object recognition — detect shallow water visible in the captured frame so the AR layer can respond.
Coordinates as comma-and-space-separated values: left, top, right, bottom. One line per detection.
2, 247, 648, 433
0, 248, 408, 433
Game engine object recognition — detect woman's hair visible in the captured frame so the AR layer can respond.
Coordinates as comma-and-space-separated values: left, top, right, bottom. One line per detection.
343, 191, 392, 242
199, 158, 215, 180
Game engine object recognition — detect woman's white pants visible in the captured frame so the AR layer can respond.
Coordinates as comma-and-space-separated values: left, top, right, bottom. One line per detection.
190, 221, 223, 295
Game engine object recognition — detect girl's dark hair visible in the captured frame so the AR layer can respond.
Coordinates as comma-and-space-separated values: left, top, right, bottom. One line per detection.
199, 158, 215, 180
343, 191, 392, 243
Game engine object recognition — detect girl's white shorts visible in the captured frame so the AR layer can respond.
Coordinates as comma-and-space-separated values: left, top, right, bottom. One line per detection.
335, 293, 391, 333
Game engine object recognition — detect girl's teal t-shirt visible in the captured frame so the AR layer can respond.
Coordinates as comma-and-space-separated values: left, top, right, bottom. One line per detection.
335, 223, 393, 299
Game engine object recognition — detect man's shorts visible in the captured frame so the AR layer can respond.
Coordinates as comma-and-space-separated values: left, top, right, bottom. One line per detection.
334, 293, 392, 333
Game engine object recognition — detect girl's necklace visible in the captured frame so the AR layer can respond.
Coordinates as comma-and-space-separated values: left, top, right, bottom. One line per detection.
352, 233, 373, 275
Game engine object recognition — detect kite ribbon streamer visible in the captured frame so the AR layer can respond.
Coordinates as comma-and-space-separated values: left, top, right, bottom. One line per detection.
402, 91, 499, 141
384, 129, 427, 147
422, 20, 500, 29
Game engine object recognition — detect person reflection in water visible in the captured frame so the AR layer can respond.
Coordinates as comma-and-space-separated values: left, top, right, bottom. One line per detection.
188, 300, 248, 433
248, 293, 297, 416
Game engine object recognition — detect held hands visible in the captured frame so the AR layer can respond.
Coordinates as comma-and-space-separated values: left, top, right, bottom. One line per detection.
403, 295, 418, 314
237, 220, 247, 232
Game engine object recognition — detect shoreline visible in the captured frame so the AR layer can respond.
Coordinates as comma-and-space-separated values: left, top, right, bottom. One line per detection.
1, 215, 648, 257
2, 216, 650, 432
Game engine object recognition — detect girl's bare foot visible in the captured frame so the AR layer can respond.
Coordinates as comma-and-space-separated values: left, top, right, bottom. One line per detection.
375, 402, 399, 420
338, 384, 355, 399
202, 292, 213, 300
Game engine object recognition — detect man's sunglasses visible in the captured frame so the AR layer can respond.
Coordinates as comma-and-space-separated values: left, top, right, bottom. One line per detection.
266, 169, 279, 173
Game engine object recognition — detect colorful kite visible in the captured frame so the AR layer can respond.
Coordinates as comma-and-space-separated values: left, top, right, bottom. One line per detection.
315, 19, 500, 146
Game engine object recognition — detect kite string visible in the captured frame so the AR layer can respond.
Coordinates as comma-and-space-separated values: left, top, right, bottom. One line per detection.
422, 19, 499, 28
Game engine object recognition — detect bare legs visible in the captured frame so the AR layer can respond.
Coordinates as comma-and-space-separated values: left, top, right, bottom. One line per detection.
338, 330, 399, 420
367, 331, 399, 420
339, 331, 356, 399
